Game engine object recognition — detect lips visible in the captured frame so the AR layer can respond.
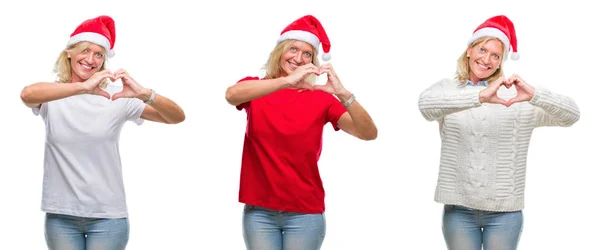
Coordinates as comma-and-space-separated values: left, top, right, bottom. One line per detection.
287, 61, 299, 70
78, 62, 94, 72
476, 61, 490, 70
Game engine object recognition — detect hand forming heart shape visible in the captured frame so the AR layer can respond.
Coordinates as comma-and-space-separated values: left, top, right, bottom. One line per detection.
110, 68, 151, 101
81, 70, 114, 99
81, 69, 150, 101
312, 63, 350, 97
479, 74, 536, 107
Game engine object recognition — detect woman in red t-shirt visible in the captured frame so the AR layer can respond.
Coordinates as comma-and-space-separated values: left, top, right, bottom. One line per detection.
225, 15, 378, 250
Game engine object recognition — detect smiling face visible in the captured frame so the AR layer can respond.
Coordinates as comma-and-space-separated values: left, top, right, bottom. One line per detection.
467, 38, 504, 83
279, 40, 315, 76
67, 43, 106, 82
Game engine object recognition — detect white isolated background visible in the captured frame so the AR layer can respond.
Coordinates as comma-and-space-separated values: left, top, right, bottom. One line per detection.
0, 0, 597, 249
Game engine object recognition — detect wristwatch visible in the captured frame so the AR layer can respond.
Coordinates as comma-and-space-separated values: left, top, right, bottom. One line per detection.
144, 89, 156, 104
342, 94, 355, 107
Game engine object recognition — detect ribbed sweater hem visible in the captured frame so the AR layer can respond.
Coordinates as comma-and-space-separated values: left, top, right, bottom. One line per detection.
435, 189, 524, 212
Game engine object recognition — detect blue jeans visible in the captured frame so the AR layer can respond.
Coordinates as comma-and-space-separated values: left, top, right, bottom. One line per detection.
45, 213, 129, 250
242, 204, 326, 250
442, 205, 523, 250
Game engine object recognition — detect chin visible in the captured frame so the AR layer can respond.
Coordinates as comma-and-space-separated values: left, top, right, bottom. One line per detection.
76, 73, 91, 81
280, 68, 292, 76
473, 71, 492, 80
475, 74, 488, 80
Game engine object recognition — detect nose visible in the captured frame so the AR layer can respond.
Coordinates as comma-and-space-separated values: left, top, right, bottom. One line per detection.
482, 53, 491, 64
294, 52, 303, 63
84, 52, 94, 63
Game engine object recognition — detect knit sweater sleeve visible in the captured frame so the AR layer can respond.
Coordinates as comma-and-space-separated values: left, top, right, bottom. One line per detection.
418, 79, 484, 121
529, 87, 580, 127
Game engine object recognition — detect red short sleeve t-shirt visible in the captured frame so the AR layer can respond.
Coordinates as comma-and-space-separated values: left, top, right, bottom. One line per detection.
236, 76, 347, 214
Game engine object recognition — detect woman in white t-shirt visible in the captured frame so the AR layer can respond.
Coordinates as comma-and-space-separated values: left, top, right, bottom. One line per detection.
20, 15, 185, 250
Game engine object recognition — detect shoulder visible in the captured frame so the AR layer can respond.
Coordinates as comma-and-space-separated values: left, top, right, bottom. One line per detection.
422, 78, 461, 92
237, 76, 260, 83
436, 78, 462, 87
431, 78, 472, 92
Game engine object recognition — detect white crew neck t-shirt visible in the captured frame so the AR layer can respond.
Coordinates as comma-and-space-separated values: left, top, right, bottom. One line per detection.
33, 84, 146, 218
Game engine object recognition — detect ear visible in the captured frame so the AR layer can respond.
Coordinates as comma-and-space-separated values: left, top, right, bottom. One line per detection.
67, 52, 71, 59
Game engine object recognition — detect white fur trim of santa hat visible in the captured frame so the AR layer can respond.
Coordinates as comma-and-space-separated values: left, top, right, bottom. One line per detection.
66, 32, 115, 58
277, 30, 321, 54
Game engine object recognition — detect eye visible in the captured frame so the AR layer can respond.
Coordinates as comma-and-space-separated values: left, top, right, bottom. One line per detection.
82, 48, 89, 53
478, 47, 486, 53
303, 52, 312, 58
493, 54, 501, 60
290, 47, 297, 52
94, 52, 104, 58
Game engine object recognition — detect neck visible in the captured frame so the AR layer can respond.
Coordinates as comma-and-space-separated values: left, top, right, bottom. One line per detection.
70, 71, 84, 83
468, 74, 481, 85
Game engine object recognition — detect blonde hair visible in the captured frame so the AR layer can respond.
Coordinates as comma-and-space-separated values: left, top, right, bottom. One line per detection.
262, 39, 321, 85
455, 36, 505, 85
54, 42, 109, 88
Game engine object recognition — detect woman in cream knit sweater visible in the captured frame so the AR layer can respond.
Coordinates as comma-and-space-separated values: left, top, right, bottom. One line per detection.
418, 15, 580, 250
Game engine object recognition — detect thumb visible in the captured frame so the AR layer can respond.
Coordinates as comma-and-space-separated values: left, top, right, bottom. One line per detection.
506, 96, 525, 107
506, 98, 516, 107
298, 82, 314, 90
111, 91, 125, 101
489, 96, 508, 106
311, 83, 328, 90
93, 88, 110, 99
506, 96, 526, 107
100, 90, 110, 99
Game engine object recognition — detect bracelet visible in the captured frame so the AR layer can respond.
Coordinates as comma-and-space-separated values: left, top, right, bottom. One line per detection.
144, 89, 156, 104
342, 94, 355, 107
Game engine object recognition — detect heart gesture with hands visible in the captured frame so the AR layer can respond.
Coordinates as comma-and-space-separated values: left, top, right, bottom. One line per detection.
479, 77, 509, 106
111, 69, 151, 101
505, 74, 535, 107
81, 70, 114, 99
283, 63, 320, 90
479, 74, 536, 107
313, 63, 349, 97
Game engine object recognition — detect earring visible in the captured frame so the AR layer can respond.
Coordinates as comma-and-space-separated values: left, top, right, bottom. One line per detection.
467, 54, 470, 57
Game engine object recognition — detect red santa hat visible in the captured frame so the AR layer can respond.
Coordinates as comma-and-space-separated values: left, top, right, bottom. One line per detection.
276, 15, 332, 61
66, 15, 116, 58
468, 15, 519, 60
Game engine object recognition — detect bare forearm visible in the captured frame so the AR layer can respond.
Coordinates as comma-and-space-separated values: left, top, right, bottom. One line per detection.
20, 82, 85, 108
338, 92, 378, 140
225, 78, 288, 106
143, 92, 185, 124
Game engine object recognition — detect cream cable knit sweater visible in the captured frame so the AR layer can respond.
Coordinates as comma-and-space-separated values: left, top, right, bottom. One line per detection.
419, 79, 580, 211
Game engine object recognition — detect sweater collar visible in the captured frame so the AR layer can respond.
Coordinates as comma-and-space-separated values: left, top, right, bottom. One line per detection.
466, 80, 488, 87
